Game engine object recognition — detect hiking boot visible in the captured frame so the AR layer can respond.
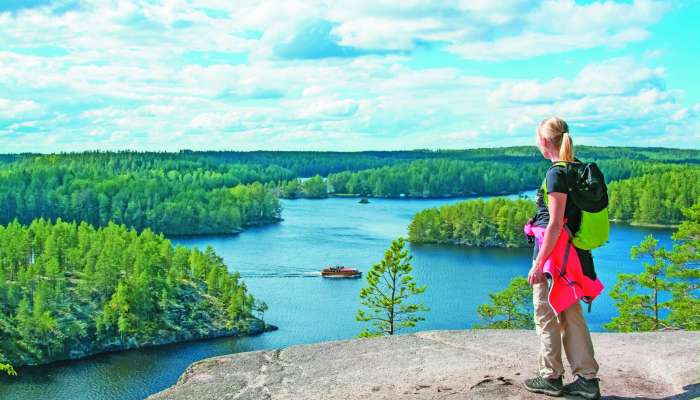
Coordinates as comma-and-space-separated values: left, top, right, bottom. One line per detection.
563, 375, 601, 400
524, 375, 563, 396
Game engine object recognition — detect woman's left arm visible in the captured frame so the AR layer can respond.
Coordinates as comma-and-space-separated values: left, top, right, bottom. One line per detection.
528, 191, 567, 285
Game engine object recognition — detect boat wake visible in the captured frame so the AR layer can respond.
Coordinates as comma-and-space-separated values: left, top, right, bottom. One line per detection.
241, 271, 322, 278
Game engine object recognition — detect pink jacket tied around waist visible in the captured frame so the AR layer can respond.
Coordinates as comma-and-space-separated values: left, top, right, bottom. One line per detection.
524, 222, 604, 315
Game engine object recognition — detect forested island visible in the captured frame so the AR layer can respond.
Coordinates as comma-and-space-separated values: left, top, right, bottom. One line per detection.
409, 198, 536, 247
0, 219, 274, 371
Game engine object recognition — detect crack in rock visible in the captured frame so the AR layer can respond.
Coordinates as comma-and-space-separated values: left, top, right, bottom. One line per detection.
469, 376, 513, 390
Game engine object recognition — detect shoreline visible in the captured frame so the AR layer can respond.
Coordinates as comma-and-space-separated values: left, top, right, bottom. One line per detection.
610, 220, 679, 229
281, 191, 536, 201
409, 238, 526, 248
164, 217, 285, 238
9, 319, 279, 370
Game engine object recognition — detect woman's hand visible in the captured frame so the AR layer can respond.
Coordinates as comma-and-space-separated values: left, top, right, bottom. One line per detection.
528, 259, 544, 285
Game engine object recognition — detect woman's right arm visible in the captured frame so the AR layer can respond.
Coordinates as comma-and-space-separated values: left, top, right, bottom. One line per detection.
528, 191, 566, 285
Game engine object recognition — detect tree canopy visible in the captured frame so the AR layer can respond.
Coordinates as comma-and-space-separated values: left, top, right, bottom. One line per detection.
608, 169, 700, 225
0, 154, 283, 235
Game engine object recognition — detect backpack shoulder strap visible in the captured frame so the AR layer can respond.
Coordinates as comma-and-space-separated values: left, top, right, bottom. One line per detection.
543, 161, 570, 204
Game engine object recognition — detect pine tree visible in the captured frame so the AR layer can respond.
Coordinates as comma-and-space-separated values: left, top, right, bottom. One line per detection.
103, 280, 131, 339
667, 201, 700, 329
253, 299, 268, 320
606, 207, 700, 332
475, 277, 534, 329
355, 237, 429, 337
605, 235, 673, 331
33, 282, 60, 357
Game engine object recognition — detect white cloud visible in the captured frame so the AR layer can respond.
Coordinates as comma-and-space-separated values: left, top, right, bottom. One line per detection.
327, 0, 666, 60
572, 58, 664, 96
486, 57, 694, 145
491, 57, 667, 104
297, 99, 360, 119
332, 16, 446, 51
188, 111, 241, 130
0, 98, 41, 118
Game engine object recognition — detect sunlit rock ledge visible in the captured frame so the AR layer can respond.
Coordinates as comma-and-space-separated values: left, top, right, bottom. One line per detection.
148, 329, 699, 400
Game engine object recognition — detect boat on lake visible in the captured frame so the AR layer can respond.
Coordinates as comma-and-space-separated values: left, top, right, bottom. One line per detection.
321, 266, 362, 278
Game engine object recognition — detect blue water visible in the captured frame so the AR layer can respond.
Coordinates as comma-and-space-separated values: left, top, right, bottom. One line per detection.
0, 194, 673, 400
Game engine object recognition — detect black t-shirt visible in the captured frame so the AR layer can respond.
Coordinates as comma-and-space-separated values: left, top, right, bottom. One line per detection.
532, 162, 582, 235
531, 160, 596, 280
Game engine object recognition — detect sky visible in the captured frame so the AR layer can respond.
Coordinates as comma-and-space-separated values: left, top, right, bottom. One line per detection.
1, 0, 699, 153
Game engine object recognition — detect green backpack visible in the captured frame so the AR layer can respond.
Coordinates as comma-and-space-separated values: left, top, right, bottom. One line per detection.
541, 161, 610, 250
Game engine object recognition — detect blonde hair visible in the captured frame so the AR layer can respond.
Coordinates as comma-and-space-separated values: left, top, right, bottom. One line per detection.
536, 117, 574, 162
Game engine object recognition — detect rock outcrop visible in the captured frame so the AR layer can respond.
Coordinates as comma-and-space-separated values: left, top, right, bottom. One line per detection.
148, 329, 699, 400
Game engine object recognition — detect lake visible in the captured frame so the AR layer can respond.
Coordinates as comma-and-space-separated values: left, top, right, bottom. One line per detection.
0, 194, 674, 400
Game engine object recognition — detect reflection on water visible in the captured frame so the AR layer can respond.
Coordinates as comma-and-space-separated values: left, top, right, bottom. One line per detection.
0, 193, 673, 400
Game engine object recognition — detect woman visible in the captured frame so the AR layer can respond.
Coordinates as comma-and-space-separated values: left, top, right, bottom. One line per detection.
524, 117, 601, 399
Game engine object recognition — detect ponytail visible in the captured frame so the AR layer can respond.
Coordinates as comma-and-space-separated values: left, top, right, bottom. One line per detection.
537, 116, 574, 162
559, 131, 574, 162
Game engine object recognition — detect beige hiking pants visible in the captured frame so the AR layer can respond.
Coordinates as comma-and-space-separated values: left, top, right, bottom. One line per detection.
533, 278, 599, 380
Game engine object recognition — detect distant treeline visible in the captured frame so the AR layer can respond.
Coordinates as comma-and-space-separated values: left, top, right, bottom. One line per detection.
326, 159, 544, 197
281, 158, 696, 200
5, 146, 698, 176
0, 219, 265, 368
0, 154, 284, 235
189, 146, 700, 173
